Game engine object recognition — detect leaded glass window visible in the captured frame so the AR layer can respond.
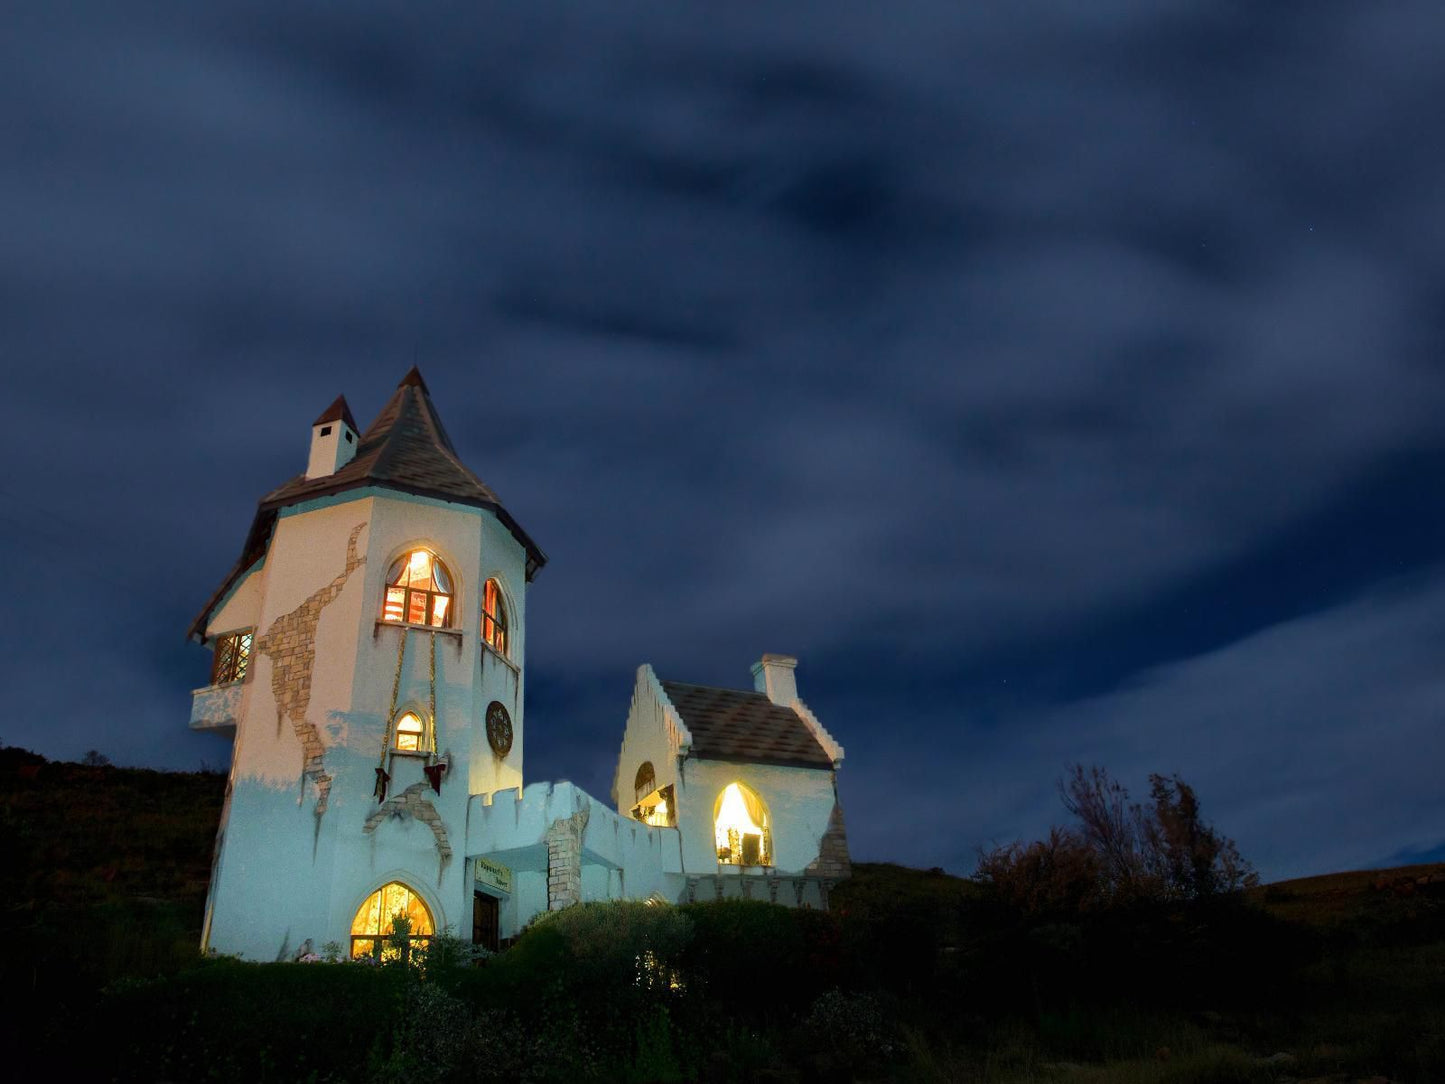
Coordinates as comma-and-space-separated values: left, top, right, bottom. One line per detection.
211, 630, 252, 685
382, 549, 453, 628
350, 881, 434, 961
482, 578, 508, 657
394, 711, 425, 753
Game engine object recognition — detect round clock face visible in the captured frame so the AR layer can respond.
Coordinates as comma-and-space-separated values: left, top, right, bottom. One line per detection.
485, 701, 513, 758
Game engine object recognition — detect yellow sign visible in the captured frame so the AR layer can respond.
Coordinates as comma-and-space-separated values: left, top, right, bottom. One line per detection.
474, 856, 512, 894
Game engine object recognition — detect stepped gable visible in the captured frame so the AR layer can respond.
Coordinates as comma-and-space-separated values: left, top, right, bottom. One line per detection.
660, 680, 834, 770
189, 368, 545, 641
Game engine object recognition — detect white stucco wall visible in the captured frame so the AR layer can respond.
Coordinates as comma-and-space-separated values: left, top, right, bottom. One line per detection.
202, 488, 534, 959
196, 477, 847, 960
611, 664, 691, 809
673, 759, 839, 875
466, 780, 687, 935
610, 667, 842, 879
206, 565, 264, 641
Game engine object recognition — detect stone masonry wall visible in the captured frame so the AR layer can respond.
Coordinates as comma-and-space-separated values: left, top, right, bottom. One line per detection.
253, 522, 366, 816
805, 798, 852, 880
363, 781, 453, 873
546, 807, 590, 910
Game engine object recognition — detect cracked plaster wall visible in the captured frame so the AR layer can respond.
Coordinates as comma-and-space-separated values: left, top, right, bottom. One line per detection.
253, 522, 366, 815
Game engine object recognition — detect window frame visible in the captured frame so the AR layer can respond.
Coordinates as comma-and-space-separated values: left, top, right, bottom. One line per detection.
349, 880, 435, 962
714, 782, 774, 868
482, 577, 509, 658
380, 548, 456, 630
392, 709, 428, 755
210, 628, 253, 686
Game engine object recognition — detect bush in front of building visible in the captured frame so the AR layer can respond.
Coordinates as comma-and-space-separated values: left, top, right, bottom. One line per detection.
96, 956, 408, 1082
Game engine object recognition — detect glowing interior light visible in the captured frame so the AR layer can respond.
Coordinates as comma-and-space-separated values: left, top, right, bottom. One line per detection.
408, 550, 432, 582
350, 881, 435, 959
715, 783, 762, 836
431, 596, 449, 626
395, 712, 423, 751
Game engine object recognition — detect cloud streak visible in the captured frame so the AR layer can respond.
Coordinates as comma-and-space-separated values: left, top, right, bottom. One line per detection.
3, 2, 1444, 879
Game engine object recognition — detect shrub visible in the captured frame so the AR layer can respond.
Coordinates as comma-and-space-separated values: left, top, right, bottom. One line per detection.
975, 827, 1104, 918
677, 900, 816, 1016
530, 898, 692, 993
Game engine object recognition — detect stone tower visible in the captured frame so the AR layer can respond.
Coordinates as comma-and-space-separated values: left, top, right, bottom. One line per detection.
188, 368, 545, 960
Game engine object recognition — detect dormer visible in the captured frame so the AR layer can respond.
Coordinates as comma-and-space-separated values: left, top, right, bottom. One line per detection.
306, 395, 360, 480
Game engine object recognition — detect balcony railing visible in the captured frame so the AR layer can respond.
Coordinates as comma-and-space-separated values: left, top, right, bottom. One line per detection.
190, 682, 244, 733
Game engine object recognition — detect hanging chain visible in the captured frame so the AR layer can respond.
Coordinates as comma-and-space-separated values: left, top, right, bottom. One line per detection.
378, 627, 408, 774
428, 628, 438, 758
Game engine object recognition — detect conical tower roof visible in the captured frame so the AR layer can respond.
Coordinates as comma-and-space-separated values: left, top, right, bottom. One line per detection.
189, 369, 545, 640
263, 367, 506, 510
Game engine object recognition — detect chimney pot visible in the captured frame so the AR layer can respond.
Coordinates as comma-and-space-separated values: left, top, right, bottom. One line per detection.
751, 654, 799, 705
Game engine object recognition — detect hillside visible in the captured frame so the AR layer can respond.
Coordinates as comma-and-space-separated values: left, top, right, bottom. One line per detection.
4, 747, 1443, 1082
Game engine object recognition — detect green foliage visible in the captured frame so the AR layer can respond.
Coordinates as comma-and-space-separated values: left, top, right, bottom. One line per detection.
419, 927, 492, 983
7, 742, 1444, 1083
97, 957, 408, 1082
531, 897, 693, 991
800, 988, 900, 1076
677, 898, 833, 1016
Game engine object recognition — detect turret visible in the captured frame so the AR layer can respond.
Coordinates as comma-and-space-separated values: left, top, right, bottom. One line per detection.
305, 395, 359, 479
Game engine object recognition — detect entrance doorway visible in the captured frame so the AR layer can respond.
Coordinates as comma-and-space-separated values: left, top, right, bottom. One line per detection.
472, 890, 499, 952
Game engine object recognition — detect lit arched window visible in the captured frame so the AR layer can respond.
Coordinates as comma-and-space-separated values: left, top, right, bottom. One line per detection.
350, 881, 435, 961
382, 549, 453, 627
482, 578, 508, 656
634, 762, 655, 804
394, 711, 426, 753
631, 762, 674, 827
714, 782, 772, 867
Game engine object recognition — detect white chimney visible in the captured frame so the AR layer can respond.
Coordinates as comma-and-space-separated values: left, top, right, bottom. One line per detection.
751, 653, 798, 705
305, 395, 359, 480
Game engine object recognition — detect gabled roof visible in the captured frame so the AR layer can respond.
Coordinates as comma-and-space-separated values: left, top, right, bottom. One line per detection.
188, 368, 546, 641
660, 680, 835, 770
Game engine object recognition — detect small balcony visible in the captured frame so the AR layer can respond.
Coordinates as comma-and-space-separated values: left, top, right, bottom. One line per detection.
190, 682, 244, 735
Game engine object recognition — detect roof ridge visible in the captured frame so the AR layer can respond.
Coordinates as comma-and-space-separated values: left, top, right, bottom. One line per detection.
366, 384, 413, 479
661, 678, 767, 696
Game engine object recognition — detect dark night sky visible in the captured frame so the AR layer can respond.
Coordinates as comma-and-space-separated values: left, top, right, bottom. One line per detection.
4, 2, 1444, 881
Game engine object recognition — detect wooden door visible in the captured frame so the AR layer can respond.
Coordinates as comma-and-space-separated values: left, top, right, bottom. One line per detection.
472, 890, 499, 951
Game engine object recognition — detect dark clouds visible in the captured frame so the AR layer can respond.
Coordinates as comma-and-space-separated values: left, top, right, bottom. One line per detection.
3, 2, 1444, 879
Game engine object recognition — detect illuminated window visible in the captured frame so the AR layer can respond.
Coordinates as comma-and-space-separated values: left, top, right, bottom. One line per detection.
382, 549, 453, 628
714, 782, 772, 867
634, 762, 655, 805
394, 711, 426, 753
350, 881, 434, 961
633, 783, 675, 828
210, 629, 252, 685
482, 578, 508, 656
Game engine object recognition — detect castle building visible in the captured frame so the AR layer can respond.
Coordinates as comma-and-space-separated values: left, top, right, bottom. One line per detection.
189, 369, 849, 960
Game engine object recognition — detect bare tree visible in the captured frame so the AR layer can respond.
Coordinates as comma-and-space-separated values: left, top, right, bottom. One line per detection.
978, 764, 1259, 909
1058, 764, 1154, 899
1142, 773, 1258, 898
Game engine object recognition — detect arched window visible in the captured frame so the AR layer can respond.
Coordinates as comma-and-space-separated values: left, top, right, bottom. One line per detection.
394, 711, 426, 753
714, 782, 772, 867
382, 549, 453, 628
350, 881, 434, 961
482, 578, 508, 656
631, 762, 674, 827
634, 762, 655, 805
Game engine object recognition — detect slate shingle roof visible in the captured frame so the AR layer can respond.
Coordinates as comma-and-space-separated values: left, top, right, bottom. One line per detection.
189, 368, 545, 640
262, 367, 507, 511
660, 680, 835, 770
